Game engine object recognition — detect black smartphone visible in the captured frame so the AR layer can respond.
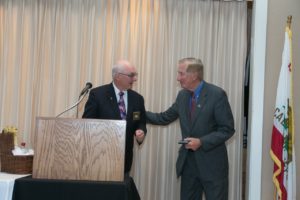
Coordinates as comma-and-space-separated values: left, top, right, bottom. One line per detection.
178, 140, 190, 144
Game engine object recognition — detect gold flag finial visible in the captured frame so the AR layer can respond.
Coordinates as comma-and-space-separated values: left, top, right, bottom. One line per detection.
287, 15, 292, 28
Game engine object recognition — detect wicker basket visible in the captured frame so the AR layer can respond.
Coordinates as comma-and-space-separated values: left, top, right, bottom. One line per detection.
0, 133, 14, 154
0, 132, 33, 174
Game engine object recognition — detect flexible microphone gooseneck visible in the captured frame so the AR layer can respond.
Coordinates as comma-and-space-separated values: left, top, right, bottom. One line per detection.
56, 82, 93, 118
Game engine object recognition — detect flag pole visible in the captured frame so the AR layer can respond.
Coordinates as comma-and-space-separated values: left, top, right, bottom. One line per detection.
287, 15, 292, 28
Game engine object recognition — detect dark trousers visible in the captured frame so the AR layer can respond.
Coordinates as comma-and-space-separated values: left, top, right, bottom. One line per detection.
180, 152, 228, 200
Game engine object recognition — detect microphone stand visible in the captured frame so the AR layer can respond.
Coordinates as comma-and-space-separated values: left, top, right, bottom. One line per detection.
76, 92, 84, 118
56, 90, 89, 118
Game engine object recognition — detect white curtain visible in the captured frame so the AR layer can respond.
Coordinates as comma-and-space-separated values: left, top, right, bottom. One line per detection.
0, 0, 247, 199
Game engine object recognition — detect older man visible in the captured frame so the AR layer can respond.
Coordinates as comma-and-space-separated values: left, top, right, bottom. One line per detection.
82, 60, 146, 174
147, 57, 235, 200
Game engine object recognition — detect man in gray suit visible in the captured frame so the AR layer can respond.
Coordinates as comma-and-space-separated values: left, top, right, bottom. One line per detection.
146, 57, 235, 200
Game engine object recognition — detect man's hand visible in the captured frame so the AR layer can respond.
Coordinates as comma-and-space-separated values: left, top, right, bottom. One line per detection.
184, 137, 201, 151
135, 129, 145, 144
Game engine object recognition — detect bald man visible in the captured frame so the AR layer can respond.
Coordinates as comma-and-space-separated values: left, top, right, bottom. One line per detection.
82, 60, 147, 174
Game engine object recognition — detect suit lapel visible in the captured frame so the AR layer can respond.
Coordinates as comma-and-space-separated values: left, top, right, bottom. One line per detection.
106, 83, 122, 119
181, 91, 192, 128
126, 90, 134, 121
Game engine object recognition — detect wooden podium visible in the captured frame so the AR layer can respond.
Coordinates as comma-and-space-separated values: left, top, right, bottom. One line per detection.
32, 117, 126, 181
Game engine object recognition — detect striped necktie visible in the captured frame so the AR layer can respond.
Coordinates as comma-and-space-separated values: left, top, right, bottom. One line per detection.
118, 91, 126, 120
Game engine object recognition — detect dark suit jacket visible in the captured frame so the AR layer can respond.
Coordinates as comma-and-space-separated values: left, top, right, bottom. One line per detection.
82, 83, 147, 173
146, 81, 235, 181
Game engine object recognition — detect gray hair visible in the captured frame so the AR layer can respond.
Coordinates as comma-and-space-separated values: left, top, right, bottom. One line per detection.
112, 60, 131, 78
178, 57, 203, 65
179, 57, 204, 80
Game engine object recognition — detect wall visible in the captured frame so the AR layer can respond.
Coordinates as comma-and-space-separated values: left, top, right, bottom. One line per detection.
262, 0, 300, 199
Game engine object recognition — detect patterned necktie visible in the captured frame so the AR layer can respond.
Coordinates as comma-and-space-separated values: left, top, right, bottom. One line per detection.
118, 91, 126, 120
190, 92, 196, 120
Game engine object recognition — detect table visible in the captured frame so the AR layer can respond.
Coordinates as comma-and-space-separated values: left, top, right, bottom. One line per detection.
12, 175, 140, 200
0, 173, 30, 200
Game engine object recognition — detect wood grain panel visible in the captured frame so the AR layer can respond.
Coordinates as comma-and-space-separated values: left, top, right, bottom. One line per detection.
32, 117, 126, 181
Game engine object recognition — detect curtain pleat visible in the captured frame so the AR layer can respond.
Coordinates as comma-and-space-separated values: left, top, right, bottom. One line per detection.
0, 1, 247, 199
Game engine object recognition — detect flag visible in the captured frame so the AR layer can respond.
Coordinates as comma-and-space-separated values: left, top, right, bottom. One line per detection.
270, 25, 296, 200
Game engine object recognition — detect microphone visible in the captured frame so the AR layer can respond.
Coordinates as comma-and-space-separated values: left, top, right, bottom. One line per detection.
79, 82, 93, 96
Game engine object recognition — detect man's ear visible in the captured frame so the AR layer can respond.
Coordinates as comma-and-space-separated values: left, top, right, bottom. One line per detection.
192, 72, 198, 81
115, 73, 121, 80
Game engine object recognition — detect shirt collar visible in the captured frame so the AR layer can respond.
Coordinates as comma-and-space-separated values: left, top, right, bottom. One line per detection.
112, 82, 127, 96
193, 81, 204, 99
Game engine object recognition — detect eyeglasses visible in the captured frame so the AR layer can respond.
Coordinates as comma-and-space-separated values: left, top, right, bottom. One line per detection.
119, 72, 138, 78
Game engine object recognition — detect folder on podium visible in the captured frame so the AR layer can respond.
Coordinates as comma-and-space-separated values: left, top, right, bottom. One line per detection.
32, 117, 126, 181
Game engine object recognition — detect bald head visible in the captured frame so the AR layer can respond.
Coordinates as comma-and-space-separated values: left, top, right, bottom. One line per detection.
112, 60, 138, 91
112, 60, 134, 78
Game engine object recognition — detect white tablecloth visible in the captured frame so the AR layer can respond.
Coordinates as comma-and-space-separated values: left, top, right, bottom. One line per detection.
0, 173, 29, 200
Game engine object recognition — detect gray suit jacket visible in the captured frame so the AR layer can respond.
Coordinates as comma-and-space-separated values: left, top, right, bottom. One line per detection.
146, 81, 235, 180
